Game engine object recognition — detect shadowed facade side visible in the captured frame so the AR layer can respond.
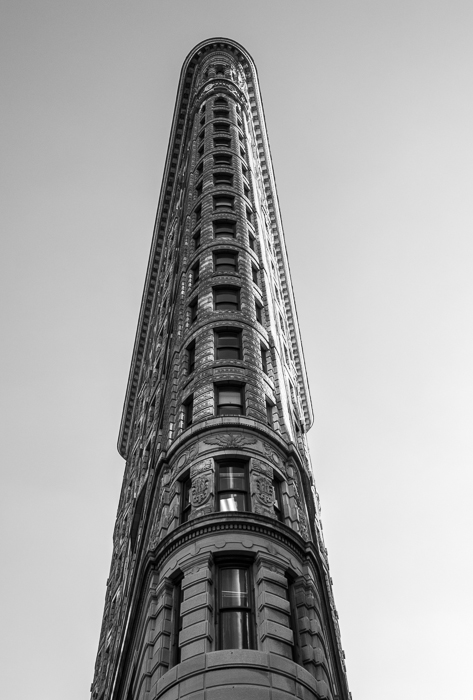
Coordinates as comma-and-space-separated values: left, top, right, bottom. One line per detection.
91, 38, 351, 700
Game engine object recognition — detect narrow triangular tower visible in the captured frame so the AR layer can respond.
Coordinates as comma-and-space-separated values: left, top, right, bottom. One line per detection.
91, 38, 350, 700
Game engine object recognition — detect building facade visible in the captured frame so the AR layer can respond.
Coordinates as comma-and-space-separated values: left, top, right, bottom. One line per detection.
91, 38, 350, 700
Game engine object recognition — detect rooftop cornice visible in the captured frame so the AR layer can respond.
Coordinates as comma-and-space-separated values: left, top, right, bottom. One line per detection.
118, 38, 314, 459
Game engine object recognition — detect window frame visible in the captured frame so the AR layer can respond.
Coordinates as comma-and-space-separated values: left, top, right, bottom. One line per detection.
189, 296, 198, 324
213, 194, 235, 211
181, 473, 192, 523
215, 382, 245, 417
261, 346, 269, 374
213, 250, 238, 274
215, 560, 255, 651
216, 459, 249, 512
213, 152, 233, 167
255, 301, 263, 324
183, 394, 194, 428
186, 341, 195, 374
214, 328, 242, 361
213, 172, 234, 187
213, 219, 236, 238
213, 135, 231, 148
191, 260, 200, 285
214, 286, 240, 312
213, 121, 231, 134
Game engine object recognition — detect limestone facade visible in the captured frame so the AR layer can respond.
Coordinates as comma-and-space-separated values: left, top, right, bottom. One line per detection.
90, 39, 350, 700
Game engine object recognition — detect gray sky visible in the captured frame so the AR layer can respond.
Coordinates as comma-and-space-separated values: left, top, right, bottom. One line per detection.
1, 1, 472, 698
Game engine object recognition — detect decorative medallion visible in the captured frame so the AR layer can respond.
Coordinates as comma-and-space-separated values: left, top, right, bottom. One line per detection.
255, 475, 274, 507
190, 476, 211, 507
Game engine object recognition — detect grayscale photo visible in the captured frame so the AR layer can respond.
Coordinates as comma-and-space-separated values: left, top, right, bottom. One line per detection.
1, 3, 471, 699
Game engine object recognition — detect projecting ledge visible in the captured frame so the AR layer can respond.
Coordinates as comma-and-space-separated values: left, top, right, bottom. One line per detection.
152, 650, 330, 700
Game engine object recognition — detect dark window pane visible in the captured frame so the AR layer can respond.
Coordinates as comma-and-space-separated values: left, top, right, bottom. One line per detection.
213, 173, 233, 186
214, 153, 232, 166
182, 477, 192, 522
215, 288, 239, 310
214, 122, 230, 133
215, 252, 237, 272
220, 568, 249, 607
216, 330, 241, 360
220, 609, 251, 649
214, 220, 236, 237
219, 463, 246, 491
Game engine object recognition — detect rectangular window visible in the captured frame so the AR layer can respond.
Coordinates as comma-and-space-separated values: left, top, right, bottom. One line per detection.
214, 136, 231, 148
193, 229, 201, 250
248, 234, 256, 252
255, 301, 262, 324
217, 461, 248, 511
215, 383, 244, 416
261, 346, 268, 374
195, 180, 203, 198
215, 329, 241, 360
273, 474, 283, 521
217, 565, 254, 650
213, 109, 230, 119
214, 153, 232, 167
214, 286, 240, 311
197, 161, 204, 177
191, 261, 200, 284
189, 297, 198, 324
171, 576, 184, 665
266, 400, 274, 428
286, 574, 301, 663
252, 266, 259, 285
183, 394, 193, 428
191, 261, 200, 285
246, 207, 252, 223
199, 128, 205, 141
213, 219, 236, 238
200, 115, 205, 127
213, 194, 234, 211
187, 341, 195, 373
244, 184, 250, 199
213, 121, 230, 133
213, 172, 233, 187
195, 204, 202, 222
215, 97, 228, 106
181, 474, 192, 523
198, 143, 204, 157
214, 251, 237, 273
241, 164, 248, 179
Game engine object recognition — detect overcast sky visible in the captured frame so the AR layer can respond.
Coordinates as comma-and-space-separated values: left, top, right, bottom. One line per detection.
1, 1, 472, 698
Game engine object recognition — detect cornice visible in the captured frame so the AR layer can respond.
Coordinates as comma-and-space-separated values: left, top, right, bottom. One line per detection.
118, 38, 314, 459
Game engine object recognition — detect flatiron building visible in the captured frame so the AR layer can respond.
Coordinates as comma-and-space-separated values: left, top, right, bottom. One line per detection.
91, 38, 350, 700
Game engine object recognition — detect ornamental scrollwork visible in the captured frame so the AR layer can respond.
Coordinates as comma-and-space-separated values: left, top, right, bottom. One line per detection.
203, 433, 257, 449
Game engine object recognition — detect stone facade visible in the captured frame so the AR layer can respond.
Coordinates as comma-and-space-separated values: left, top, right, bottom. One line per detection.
90, 39, 350, 700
